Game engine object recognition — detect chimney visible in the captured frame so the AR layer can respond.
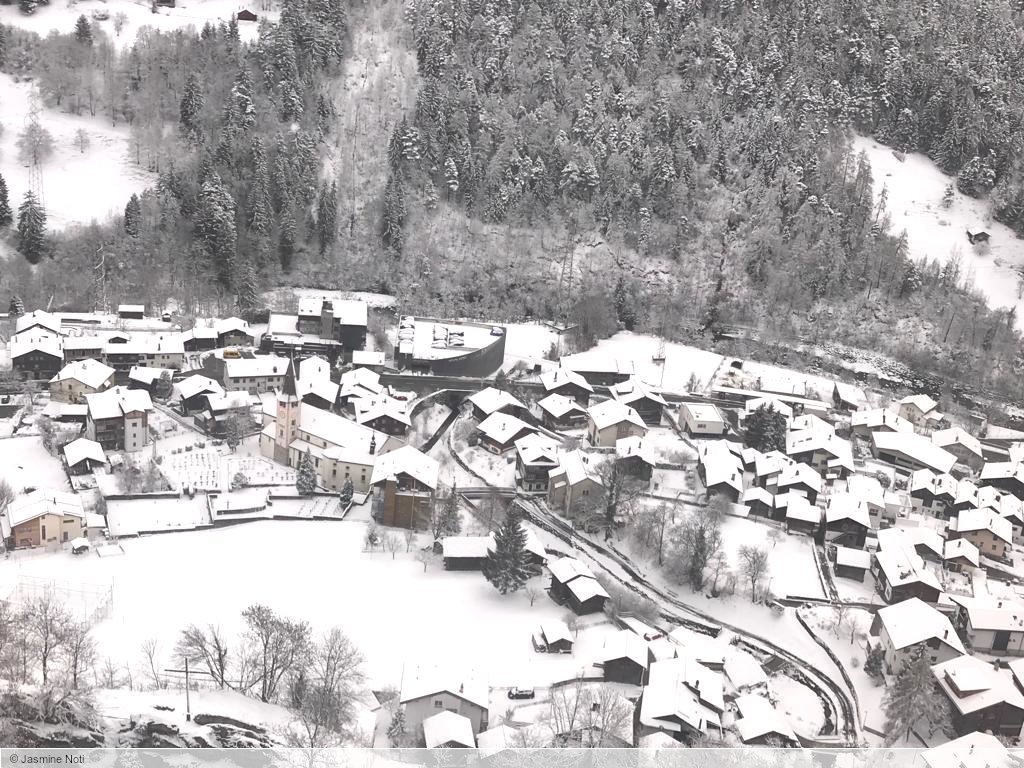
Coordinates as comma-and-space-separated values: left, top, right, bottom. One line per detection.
943, 629, 948, 639
370, 435, 377, 455
999, 600, 1004, 608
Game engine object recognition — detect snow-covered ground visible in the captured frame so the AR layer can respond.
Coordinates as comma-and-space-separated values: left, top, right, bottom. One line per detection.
853, 134, 1024, 328
0, 74, 153, 230
260, 287, 397, 311
503, 322, 560, 370
459, 444, 516, 487
0, 434, 71, 492
718, 515, 825, 601
0, 521, 610, 688
0, 0, 274, 51
770, 673, 826, 738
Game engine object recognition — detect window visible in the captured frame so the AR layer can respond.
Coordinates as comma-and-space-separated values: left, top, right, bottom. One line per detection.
433, 700, 443, 708
41, 525, 46, 539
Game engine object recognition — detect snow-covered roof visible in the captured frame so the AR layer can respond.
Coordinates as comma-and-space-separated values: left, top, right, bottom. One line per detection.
775, 461, 822, 494
932, 655, 1024, 716
476, 412, 533, 445
214, 316, 250, 336
681, 402, 726, 424
783, 494, 820, 524
296, 357, 340, 405
52, 358, 115, 389
951, 508, 1013, 544
921, 732, 1011, 768
537, 393, 586, 419
833, 380, 867, 409
744, 396, 793, 418
742, 486, 775, 508
933, 426, 983, 460
467, 387, 526, 416
834, 545, 871, 570
514, 433, 560, 465
587, 399, 646, 431
128, 365, 169, 386
699, 440, 743, 494
181, 325, 217, 342
876, 597, 964, 654
540, 621, 572, 646
41, 401, 88, 419
873, 542, 943, 591
724, 649, 768, 691
297, 297, 368, 326
872, 431, 957, 474
11, 332, 62, 360
851, 408, 912, 432
354, 397, 411, 428
205, 390, 252, 413
422, 710, 475, 748
910, 468, 958, 498
846, 473, 885, 509
441, 536, 491, 559
103, 334, 184, 356
603, 629, 651, 668
548, 557, 594, 584
7, 489, 85, 527
351, 350, 385, 367
615, 435, 658, 466
399, 663, 488, 710
85, 386, 153, 420
944, 538, 980, 568
298, 404, 387, 455
339, 367, 384, 400
540, 367, 593, 394
980, 461, 1024, 486
549, 450, 603, 488
172, 375, 224, 402
647, 654, 725, 715
224, 355, 289, 379
63, 438, 106, 468
666, 626, 728, 668
117, 304, 145, 314
476, 724, 522, 756
609, 377, 667, 407
16, 309, 62, 335
900, 393, 939, 415
825, 493, 871, 528
369, 445, 439, 489
877, 523, 944, 558
949, 595, 1024, 632
734, 693, 796, 744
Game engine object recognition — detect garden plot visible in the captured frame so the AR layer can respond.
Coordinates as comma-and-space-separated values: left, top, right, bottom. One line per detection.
0, 521, 618, 688
852, 135, 1024, 328
0, 434, 71, 492
0, 73, 153, 230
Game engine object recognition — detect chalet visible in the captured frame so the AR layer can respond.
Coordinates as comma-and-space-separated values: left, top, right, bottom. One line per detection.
951, 596, 1024, 656
933, 427, 985, 472
744, 396, 793, 424
117, 304, 145, 320
898, 394, 943, 430
609, 377, 667, 425
785, 429, 854, 479
586, 400, 647, 447
180, 325, 217, 352
944, 538, 981, 572
697, 440, 743, 502
638, 656, 726, 743
932, 655, 1024, 738
770, 461, 822, 504
724, 650, 769, 693
40, 401, 87, 424
236, 8, 258, 21
399, 664, 488, 737
354, 397, 411, 436
615, 436, 656, 483
423, 710, 475, 748
62, 438, 107, 476
666, 627, 728, 671
339, 366, 384, 407
540, 368, 593, 406
214, 317, 255, 349
980, 461, 1024, 499
921, 733, 1010, 768
441, 536, 491, 571
966, 229, 990, 245
832, 381, 867, 412
851, 408, 913, 439
61, 335, 105, 362
547, 557, 609, 615
869, 597, 965, 673
170, 375, 224, 415
537, 393, 587, 429
127, 365, 170, 395
475, 412, 534, 454
49, 359, 115, 403
751, 450, 791, 491
832, 545, 871, 582
535, 621, 573, 653
872, 546, 942, 604
876, 525, 944, 563
823, 493, 871, 548
103, 334, 184, 376
733, 694, 797, 747
871, 431, 957, 474
466, 387, 528, 421
370, 446, 439, 529
11, 333, 63, 379
559, 353, 634, 386
547, 450, 603, 514
602, 630, 654, 685
909, 469, 958, 517
846, 473, 887, 518
948, 508, 1013, 561
221, 354, 289, 395
85, 386, 153, 452
678, 402, 728, 437
742, 486, 775, 519
15, 309, 61, 337
296, 356, 339, 410
350, 350, 385, 371
782, 493, 820, 535
514, 433, 560, 494
2, 490, 84, 550
194, 391, 252, 437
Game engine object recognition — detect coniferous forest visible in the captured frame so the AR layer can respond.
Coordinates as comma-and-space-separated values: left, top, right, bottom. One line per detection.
4, 0, 1024, 396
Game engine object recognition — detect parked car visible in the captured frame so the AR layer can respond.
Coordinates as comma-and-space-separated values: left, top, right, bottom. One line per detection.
507, 687, 535, 700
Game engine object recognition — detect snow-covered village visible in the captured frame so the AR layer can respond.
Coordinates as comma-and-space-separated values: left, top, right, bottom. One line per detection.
5, 0, 1024, 764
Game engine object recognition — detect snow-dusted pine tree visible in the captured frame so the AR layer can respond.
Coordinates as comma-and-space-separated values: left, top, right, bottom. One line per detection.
179, 72, 205, 142
296, 449, 317, 495
74, 15, 93, 45
882, 646, 952, 744
339, 478, 354, 506
8, 295, 24, 318
482, 505, 530, 595
0, 172, 11, 227
17, 190, 46, 264
124, 193, 141, 237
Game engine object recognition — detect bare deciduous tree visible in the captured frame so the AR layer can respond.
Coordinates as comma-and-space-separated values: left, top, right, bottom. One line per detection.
177, 624, 231, 688
62, 620, 95, 690
140, 638, 165, 689
415, 548, 437, 572
242, 605, 311, 703
384, 533, 401, 560
23, 590, 72, 684
737, 545, 770, 601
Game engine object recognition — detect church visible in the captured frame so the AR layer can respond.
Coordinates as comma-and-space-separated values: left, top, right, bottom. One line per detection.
259, 361, 404, 494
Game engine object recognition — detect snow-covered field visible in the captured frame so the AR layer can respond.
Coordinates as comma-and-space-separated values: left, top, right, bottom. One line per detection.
260, 287, 397, 311
0, 521, 607, 688
853, 135, 1024, 327
0, 74, 153, 230
0, 434, 71, 492
0, 0, 273, 50
718, 516, 825, 601
503, 322, 560, 369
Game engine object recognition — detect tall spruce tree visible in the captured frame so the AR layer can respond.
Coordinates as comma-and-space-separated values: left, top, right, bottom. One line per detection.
74, 15, 93, 45
8, 295, 24, 318
0, 172, 12, 227
316, 181, 337, 253
179, 72, 205, 142
124, 193, 142, 237
382, 172, 406, 254
296, 449, 317, 495
743, 404, 787, 453
482, 505, 530, 595
248, 137, 273, 237
17, 190, 46, 264
195, 173, 237, 287
882, 646, 952, 744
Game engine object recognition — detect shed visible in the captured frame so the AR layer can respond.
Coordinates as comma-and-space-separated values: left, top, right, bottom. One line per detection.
236, 8, 258, 21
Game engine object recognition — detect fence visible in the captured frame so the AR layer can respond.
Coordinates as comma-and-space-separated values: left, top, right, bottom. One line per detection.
7, 574, 114, 626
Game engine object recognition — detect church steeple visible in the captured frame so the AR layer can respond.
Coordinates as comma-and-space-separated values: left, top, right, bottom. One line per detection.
282, 358, 298, 398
